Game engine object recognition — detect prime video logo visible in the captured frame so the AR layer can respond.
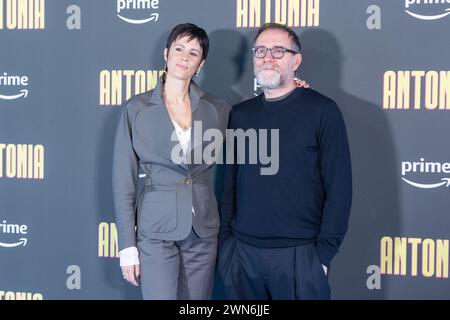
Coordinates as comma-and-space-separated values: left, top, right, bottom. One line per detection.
401, 158, 450, 189
0, 220, 28, 248
405, 0, 450, 20
0, 73, 29, 101
116, 0, 159, 24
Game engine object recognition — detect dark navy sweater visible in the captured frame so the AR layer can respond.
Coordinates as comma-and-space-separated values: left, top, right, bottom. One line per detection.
219, 87, 352, 267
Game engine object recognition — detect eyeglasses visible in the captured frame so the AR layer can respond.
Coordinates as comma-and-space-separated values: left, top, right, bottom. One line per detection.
252, 46, 299, 59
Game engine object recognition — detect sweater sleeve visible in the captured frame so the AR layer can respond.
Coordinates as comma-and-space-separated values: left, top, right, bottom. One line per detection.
218, 109, 237, 250
112, 102, 139, 251
315, 102, 352, 268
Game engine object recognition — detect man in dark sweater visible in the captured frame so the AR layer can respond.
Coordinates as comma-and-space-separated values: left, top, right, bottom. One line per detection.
217, 23, 352, 300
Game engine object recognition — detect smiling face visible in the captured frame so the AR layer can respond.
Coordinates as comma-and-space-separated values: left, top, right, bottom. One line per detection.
253, 28, 302, 90
164, 35, 205, 82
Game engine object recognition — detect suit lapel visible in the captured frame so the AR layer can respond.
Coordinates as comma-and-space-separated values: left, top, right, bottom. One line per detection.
135, 81, 215, 173
134, 83, 181, 167
187, 82, 220, 173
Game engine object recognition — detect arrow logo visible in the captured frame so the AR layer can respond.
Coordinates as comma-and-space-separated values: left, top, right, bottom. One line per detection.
405, 8, 450, 20
0, 89, 28, 100
117, 13, 159, 24
401, 177, 450, 189
0, 238, 28, 248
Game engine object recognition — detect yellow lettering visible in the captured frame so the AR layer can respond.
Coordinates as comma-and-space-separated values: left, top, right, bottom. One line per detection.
408, 238, 421, 276
0, 291, 43, 300
236, 0, 248, 27
439, 71, 450, 110
34, 144, 44, 179
287, 0, 299, 27
27, 144, 33, 178
0, 144, 5, 178
135, 70, 146, 95
29, 0, 33, 28
436, 240, 449, 278
111, 70, 122, 106
35, 0, 44, 29
394, 237, 407, 275
1, 0, 44, 29
249, 0, 261, 27
98, 222, 109, 257
99, 70, 110, 106
146, 70, 160, 91
110, 223, 119, 258
7, 0, 17, 29
275, 0, 287, 24
98, 222, 119, 258
265, 0, 271, 23
15, 292, 29, 300
301, 0, 307, 26
380, 236, 393, 274
33, 293, 43, 300
397, 71, 410, 109
100, 70, 162, 106
308, 0, 319, 27
6, 144, 16, 178
5, 292, 15, 300
425, 71, 439, 110
0, 0, 3, 29
18, 0, 28, 29
412, 71, 425, 109
383, 71, 396, 109
422, 239, 435, 277
123, 70, 134, 101
17, 144, 27, 179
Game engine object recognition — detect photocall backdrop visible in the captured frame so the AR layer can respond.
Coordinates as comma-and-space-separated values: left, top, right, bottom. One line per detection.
1, 0, 449, 299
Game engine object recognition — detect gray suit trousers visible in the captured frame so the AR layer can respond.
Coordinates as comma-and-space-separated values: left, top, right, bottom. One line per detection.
138, 229, 217, 300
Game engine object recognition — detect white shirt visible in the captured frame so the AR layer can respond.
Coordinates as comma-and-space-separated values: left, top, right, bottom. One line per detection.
171, 119, 191, 157
171, 120, 195, 215
119, 120, 192, 267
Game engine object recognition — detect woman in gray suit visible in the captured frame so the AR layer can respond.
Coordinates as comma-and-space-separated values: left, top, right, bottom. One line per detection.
112, 23, 230, 299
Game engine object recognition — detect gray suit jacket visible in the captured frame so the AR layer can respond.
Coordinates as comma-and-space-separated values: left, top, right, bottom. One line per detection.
112, 81, 230, 251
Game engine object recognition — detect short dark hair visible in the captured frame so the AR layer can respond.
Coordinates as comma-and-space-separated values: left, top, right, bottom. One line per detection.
166, 23, 209, 60
254, 23, 302, 53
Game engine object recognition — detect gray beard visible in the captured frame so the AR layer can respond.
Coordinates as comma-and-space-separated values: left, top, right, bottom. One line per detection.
255, 65, 289, 90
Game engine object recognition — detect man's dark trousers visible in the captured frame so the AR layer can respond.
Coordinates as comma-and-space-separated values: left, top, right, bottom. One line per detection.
218, 236, 331, 300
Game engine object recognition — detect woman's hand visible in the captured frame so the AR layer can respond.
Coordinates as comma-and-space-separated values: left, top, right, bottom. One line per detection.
294, 78, 310, 88
121, 265, 140, 286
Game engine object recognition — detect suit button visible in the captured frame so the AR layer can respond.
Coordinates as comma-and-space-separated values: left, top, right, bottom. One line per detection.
182, 177, 191, 185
